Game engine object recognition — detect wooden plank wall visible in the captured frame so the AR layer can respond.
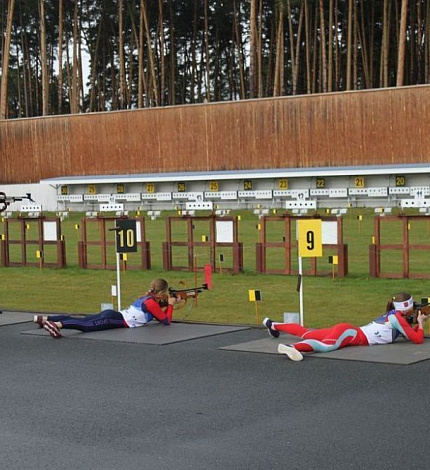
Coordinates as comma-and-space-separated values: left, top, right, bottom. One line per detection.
1, 85, 430, 184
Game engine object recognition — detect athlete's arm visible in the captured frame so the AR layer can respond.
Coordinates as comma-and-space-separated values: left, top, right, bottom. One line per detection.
387, 312, 424, 344
144, 298, 174, 325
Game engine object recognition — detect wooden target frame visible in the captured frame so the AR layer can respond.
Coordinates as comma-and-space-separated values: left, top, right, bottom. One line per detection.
369, 214, 430, 279
77, 216, 150, 270
255, 214, 348, 277
1, 216, 66, 268
162, 215, 243, 273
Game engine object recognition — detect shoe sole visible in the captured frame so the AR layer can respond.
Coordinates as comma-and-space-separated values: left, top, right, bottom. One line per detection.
43, 323, 62, 339
277, 343, 303, 361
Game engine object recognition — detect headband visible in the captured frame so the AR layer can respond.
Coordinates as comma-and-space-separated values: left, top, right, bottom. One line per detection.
393, 297, 414, 312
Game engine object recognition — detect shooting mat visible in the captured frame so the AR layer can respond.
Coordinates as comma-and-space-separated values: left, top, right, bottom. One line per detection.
21, 321, 249, 345
219, 335, 430, 365
0, 311, 35, 326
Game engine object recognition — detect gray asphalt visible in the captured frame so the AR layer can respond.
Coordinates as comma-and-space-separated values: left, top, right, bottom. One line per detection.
1, 321, 429, 470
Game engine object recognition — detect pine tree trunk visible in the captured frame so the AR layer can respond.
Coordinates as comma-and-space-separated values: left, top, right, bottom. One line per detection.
141, 0, 159, 106
137, 1, 145, 108
118, 0, 126, 108
249, 0, 258, 98
327, 0, 333, 92
158, 0, 165, 106
233, 0, 246, 99
273, 10, 284, 97
381, 0, 389, 87
257, 0, 263, 97
71, 0, 80, 113
396, 0, 409, 86
0, 0, 15, 119
39, 0, 49, 115
204, 0, 211, 101
346, 0, 353, 90
425, 0, 430, 82
168, 0, 175, 105
293, 4, 304, 95
89, 18, 103, 111
304, 0, 311, 94
286, 0, 295, 94
58, 0, 63, 114
319, 0, 327, 92
190, 0, 198, 103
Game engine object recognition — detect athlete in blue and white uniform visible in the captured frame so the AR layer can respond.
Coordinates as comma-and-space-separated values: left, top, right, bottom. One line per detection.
263, 292, 428, 361
35, 278, 178, 338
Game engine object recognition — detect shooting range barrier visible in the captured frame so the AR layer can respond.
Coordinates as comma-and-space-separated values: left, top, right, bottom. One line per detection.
1, 216, 66, 268
77, 216, 150, 270
162, 215, 243, 273
255, 215, 348, 277
369, 214, 430, 279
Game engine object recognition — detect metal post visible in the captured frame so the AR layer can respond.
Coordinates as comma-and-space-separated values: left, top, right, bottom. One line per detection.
116, 252, 121, 311
299, 256, 304, 326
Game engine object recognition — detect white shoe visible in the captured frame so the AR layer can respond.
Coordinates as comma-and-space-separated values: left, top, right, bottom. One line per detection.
277, 343, 303, 361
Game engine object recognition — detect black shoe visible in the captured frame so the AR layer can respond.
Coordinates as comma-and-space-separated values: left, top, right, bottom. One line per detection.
263, 317, 279, 338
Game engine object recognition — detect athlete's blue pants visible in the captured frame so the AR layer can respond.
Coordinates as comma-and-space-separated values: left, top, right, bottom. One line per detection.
47, 310, 126, 332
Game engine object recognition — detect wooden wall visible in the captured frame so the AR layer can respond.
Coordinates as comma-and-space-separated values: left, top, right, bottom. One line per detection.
1, 85, 430, 184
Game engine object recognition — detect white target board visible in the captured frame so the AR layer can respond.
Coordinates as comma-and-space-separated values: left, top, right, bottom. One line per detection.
216, 220, 234, 243
43, 221, 58, 241
322, 221, 338, 244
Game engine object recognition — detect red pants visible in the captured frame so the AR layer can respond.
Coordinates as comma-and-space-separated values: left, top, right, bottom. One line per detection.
274, 322, 369, 353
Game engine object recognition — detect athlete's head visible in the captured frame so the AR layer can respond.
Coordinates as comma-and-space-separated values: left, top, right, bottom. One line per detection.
386, 292, 414, 315
148, 278, 169, 301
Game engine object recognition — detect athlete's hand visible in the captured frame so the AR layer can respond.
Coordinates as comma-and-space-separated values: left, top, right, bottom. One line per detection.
168, 295, 178, 306
417, 311, 428, 328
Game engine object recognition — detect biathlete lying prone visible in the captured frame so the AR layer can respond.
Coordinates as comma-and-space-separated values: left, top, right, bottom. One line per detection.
263, 292, 429, 361
34, 278, 179, 339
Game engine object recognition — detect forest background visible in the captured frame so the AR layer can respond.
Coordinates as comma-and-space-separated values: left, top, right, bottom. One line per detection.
0, 0, 426, 120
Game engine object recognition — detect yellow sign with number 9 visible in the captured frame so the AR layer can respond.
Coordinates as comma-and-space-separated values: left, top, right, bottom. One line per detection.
297, 220, 322, 257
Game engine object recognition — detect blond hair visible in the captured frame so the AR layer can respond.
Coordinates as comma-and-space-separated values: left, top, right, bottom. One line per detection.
148, 278, 169, 298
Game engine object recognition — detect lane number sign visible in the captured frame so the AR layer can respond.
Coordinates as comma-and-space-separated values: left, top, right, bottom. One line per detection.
115, 219, 137, 253
297, 219, 322, 257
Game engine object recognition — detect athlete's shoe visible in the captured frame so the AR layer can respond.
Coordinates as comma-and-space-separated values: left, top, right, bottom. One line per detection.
277, 343, 303, 361
33, 315, 44, 328
262, 317, 280, 338
43, 321, 62, 339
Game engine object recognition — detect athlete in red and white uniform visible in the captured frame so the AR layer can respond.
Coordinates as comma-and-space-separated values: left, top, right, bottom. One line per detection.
263, 293, 428, 361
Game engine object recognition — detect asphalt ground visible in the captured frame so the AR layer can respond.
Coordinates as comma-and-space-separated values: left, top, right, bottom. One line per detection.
1, 319, 429, 470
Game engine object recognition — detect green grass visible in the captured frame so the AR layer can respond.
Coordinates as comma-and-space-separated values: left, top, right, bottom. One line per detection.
2, 208, 430, 328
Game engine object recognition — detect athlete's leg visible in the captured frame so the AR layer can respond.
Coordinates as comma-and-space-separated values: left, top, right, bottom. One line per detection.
58, 310, 126, 332
290, 324, 367, 353
273, 322, 337, 340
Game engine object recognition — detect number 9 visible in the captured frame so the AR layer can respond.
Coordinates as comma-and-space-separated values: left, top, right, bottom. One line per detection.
306, 231, 314, 250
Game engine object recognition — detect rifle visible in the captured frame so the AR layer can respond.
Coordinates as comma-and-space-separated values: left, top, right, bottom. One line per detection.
406, 299, 430, 325
0, 192, 35, 213
168, 283, 209, 307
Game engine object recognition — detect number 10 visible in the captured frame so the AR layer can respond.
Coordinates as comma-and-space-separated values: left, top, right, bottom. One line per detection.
118, 229, 135, 248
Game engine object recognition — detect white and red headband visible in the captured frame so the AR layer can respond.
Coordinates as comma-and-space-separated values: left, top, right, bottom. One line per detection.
393, 297, 414, 312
